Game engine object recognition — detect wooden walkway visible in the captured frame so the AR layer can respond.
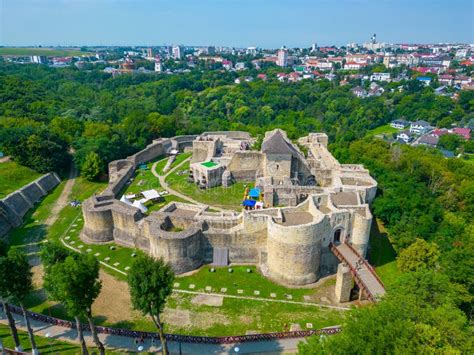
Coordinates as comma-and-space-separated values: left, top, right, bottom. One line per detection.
332, 243, 386, 301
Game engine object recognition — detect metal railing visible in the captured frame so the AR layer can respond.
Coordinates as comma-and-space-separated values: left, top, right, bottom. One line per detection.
1, 304, 341, 345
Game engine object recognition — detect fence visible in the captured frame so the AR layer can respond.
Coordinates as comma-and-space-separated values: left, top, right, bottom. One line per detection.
1, 304, 341, 344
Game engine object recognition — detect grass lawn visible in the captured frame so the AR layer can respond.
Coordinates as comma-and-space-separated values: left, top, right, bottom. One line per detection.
166, 161, 251, 210
120, 156, 188, 214
368, 219, 401, 288
0, 47, 93, 57
161, 292, 346, 336
154, 152, 192, 176
366, 124, 399, 138
175, 265, 329, 302
0, 161, 42, 198
0, 324, 100, 354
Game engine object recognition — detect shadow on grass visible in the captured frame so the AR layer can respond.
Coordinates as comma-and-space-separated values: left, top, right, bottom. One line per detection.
368, 219, 397, 268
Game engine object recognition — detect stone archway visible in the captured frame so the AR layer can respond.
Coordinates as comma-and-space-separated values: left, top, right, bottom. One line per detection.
333, 228, 342, 245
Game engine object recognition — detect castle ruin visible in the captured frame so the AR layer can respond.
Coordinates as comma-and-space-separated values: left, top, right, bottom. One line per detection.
81, 130, 379, 290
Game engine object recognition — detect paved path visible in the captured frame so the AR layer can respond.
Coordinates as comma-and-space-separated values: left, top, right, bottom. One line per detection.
333, 244, 385, 300
151, 156, 226, 212
1, 311, 305, 354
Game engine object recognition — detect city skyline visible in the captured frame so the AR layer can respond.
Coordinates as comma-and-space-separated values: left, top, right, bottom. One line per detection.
1, 0, 473, 47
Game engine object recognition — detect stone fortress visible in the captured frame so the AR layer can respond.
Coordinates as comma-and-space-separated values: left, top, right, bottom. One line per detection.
81, 130, 378, 289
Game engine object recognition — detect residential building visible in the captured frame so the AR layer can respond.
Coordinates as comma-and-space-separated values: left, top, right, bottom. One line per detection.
410, 120, 432, 134
277, 46, 288, 67
344, 62, 366, 70
235, 62, 246, 71
351, 86, 367, 98
452, 128, 471, 140
417, 134, 439, 148
416, 76, 432, 86
390, 119, 409, 130
370, 73, 391, 82
246, 47, 257, 55
397, 130, 414, 143
222, 60, 233, 70
172, 45, 183, 60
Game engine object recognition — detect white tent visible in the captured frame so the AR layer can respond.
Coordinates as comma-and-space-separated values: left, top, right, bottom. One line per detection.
132, 200, 148, 213
120, 195, 133, 206
141, 189, 160, 202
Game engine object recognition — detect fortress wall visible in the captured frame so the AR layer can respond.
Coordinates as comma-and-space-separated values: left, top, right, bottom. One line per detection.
0, 207, 16, 237
309, 144, 340, 170
264, 154, 291, 180
111, 206, 142, 248
203, 230, 265, 263
191, 140, 216, 164
351, 208, 373, 257
81, 204, 115, 243
266, 218, 331, 285
19, 183, 44, 204
228, 151, 263, 181
202, 131, 252, 140
36, 173, 61, 192
0, 172, 61, 237
149, 229, 203, 274
107, 163, 135, 197
127, 140, 167, 166
3, 191, 33, 218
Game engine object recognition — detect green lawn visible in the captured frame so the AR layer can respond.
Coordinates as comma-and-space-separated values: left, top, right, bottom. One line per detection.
368, 219, 400, 288
120, 156, 188, 214
0, 161, 42, 198
366, 124, 399, 138
154, 152, 192, 176
161, 292, 346, 336
0, 324, 100, 354
175, 265, 328, 302
166, 161, 251, 210
0, 47, 93, 57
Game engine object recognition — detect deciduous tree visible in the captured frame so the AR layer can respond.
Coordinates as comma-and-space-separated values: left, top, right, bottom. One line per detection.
128, 255, 174, 355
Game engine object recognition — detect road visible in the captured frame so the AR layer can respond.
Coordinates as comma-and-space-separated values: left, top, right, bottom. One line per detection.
1, 311, 308, 354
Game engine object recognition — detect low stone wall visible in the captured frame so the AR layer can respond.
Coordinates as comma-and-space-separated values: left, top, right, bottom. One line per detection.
0, 172, 61, 237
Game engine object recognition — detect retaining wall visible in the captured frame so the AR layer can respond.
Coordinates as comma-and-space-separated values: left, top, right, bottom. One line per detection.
0, 172, 61, 237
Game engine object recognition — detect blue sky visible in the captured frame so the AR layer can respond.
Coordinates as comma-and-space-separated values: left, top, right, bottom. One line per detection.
1, 0, 473, 47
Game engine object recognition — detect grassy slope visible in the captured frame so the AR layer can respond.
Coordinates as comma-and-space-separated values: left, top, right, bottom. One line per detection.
154, 152, 192, 176
166, 161, 251, 210
0, 47, 93, 56
0, 324, 98, 354
0, 161, 42, 198
366, 124, 399, 137
368, 219, 400, 288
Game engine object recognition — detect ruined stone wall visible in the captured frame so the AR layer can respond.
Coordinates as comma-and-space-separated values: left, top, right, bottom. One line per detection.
0, 172, 61, 237
127, 139, 168, 166
191, 140, 217, 164
202, 131, 252, 140
350, 208, 372, 257
263, 154, 291, 181
227, 151, 263, 181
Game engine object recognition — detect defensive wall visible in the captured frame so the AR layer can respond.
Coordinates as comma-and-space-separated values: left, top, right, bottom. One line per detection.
0, 172, 61, 237
81, 131, 376, 286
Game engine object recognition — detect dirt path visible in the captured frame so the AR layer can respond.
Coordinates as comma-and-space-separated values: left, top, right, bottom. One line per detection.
45, 165, 77, 226
29, 166, 77, 278
152, 156, 226, 212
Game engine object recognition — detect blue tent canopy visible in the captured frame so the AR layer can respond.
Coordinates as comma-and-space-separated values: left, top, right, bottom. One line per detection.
242, 199, 257, 207
248, 188, 260, 198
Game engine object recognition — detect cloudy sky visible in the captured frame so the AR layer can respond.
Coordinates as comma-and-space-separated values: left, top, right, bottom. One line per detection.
1, 0, 473, 47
